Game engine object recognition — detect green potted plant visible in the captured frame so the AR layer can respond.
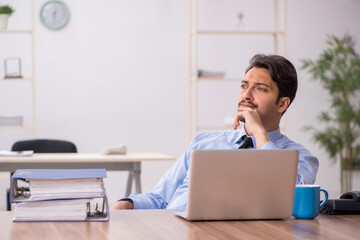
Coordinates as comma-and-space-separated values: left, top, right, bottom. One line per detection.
0, 5, 15, 30
302, 34, 360, 193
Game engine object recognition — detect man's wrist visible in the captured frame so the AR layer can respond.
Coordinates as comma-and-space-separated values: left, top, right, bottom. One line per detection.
116, 198, 134, 209
253, 128, 271, 148
119, 198, 134, 203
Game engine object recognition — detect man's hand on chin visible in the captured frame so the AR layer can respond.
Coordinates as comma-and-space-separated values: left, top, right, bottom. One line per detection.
110, 200, 134, 210
233, 107, 263, 132
233, 108, 270, 149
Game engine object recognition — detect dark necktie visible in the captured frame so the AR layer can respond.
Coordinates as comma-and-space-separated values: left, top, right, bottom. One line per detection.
238, 136, 253, 149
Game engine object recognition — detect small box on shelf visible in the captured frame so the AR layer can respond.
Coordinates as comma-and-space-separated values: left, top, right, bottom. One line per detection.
4, 57, 23, 79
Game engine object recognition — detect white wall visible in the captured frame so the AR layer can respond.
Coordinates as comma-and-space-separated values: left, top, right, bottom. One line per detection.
0, 0, 359, 210
286, 0, 360, 197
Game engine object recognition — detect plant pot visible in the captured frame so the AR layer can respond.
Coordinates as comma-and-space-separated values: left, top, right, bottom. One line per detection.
0, 14, 9, 30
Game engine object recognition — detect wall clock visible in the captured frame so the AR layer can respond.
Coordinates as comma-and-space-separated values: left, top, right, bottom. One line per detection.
40, 1, 70, 30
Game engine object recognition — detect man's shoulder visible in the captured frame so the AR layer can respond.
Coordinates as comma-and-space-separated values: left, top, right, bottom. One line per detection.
194, 130, 237, 140
189, 130, 239, 145
276, 134, 308, 151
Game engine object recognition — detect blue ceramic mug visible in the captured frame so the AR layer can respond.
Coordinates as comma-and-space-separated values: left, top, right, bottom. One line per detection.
292, 184, 328, 219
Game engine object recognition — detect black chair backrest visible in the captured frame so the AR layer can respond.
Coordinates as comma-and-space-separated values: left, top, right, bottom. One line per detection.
11, 139, 77, 153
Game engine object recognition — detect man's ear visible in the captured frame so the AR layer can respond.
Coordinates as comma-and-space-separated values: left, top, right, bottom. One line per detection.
277, 97, 290, 114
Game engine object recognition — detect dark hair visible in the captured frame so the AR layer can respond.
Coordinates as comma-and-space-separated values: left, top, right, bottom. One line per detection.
246, 54, 298, 108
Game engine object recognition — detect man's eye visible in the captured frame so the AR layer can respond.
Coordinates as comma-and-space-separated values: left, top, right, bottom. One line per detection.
241, 85, 247, 89
257, 87, 267, 92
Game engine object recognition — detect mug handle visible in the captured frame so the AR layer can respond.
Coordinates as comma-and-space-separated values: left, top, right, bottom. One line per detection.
319, 189, 329, 208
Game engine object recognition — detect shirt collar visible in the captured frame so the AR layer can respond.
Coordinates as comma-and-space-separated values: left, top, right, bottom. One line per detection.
232, 125, 282, 147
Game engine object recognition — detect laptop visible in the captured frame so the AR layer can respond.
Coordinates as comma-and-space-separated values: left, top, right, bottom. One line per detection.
175, 149, 299, 221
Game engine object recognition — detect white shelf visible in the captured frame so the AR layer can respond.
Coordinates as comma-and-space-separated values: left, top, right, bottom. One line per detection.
0, 126, 34, 130
0, 29, 33, 34
196, 77, 242, 82
195, 30, 285, 36
0, 78, 33, 82
197, 125, 232, 131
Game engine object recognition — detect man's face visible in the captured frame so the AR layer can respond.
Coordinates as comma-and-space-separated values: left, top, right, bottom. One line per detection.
237, 67, 286, 127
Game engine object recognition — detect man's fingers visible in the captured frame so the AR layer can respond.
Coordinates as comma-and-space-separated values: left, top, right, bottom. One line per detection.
233, 121, 238, 130
233, 111, 244, 130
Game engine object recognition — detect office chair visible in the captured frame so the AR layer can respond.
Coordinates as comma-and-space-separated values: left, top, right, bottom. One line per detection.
7, 139, 77, 211
11, 139, 77, 153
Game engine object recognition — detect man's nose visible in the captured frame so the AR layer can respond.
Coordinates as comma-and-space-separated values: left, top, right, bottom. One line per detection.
242, 88, 254, 101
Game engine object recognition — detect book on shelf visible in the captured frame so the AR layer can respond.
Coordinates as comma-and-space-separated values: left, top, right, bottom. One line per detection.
197, 69, 226, 78
0, 115, 23, 126
10, 168, 109, 222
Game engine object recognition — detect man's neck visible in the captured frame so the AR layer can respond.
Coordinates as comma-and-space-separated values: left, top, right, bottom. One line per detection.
262, 117, 281, 133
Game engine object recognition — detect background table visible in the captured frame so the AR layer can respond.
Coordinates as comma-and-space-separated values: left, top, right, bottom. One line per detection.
0, 152, 175, 196
1, 210, 359, 240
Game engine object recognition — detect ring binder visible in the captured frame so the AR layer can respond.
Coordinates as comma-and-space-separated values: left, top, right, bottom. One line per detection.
11, 169, 109, 222
87, 197, 109, 219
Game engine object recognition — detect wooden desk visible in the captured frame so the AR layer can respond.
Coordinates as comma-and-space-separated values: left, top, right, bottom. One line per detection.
1, 210, 359, 240
0, 153, 175, 196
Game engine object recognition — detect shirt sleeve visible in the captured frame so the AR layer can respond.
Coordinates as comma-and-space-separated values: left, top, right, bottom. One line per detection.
126, 133, 208, 209
260, 139, 319, 185
127, 152, 189, 209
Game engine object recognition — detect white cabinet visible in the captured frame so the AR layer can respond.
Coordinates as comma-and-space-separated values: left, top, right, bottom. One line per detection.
187, 0, 286, 140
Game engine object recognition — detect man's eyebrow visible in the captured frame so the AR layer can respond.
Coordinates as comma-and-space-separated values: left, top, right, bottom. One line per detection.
254, 82, 270, 88
241, 80, 270, 88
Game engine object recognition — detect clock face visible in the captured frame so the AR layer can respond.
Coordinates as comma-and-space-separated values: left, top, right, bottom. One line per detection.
40, 1, 70, 30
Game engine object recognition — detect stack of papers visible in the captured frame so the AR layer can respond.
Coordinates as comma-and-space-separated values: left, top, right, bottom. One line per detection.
10, 169, 109, 222
0, 150, 34, 157
28, 178, 105, 200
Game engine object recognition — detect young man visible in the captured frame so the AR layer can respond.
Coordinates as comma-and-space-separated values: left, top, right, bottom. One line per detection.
111, 54, 319, 210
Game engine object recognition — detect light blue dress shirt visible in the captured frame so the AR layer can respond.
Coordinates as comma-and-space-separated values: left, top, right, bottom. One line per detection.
128, 126, 319, 210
